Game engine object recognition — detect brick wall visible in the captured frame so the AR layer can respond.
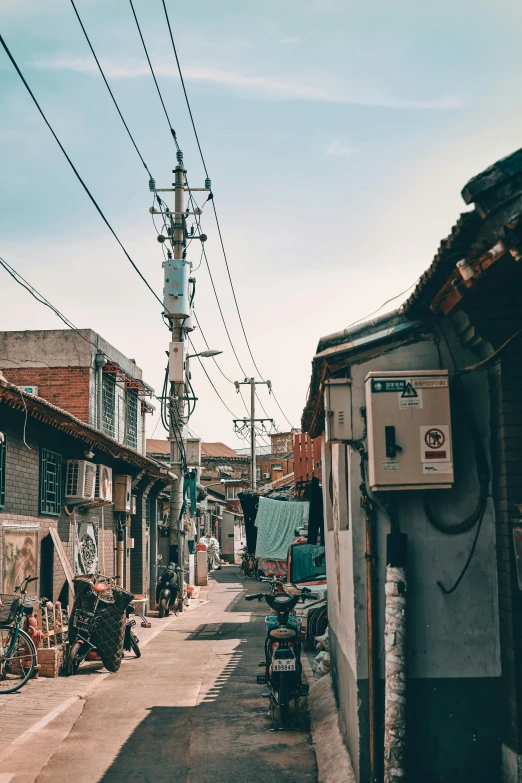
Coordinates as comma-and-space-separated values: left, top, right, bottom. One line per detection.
0, 405, 142, 606
3, 367, 92, 424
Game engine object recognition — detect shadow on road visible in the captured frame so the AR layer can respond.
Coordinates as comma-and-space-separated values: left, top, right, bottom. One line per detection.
96, 567, 316, 783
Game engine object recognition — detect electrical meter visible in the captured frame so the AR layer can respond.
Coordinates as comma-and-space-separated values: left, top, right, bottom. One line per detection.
365, 370, 453, 491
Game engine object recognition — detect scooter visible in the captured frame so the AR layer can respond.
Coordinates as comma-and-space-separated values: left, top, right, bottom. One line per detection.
156, 564, 181, 618
246, 586, 312, 727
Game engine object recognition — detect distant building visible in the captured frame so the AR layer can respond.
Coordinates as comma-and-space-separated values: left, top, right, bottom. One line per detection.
0, 329, 155, 455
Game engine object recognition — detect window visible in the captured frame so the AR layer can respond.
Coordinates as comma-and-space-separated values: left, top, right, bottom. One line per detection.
125, 390, 139, 450
40, 448, 62, 516
271, 464, 282, 471
102, 374, 116, 437
256, 466, 261, 482
226, 485, 239, 500
0, 437, 5, 509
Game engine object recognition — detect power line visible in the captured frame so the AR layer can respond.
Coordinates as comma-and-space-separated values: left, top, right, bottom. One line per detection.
0, 255, 99, 352
0, 34, 164, 310
126, 5, 288, 431
188, 338, 238, 418
343, 277, 420, 334
69, 0, 152, 178
161, 0, 208, 175
128, 0, 180, 151
158, 6, 294, 428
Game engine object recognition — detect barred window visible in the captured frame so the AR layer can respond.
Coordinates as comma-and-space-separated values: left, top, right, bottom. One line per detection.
102, 374, 116, 438
40, 448, 62, 516
0, 437, 5, 508
125, 390, 138, 450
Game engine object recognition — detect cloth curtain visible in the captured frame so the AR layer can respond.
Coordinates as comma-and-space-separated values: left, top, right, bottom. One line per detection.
238, 491, 259, 553
306, 476, 324, 545
254, 497, 309, 561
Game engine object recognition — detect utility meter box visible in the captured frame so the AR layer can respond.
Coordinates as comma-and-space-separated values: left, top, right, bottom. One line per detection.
169, 341, 186, 383
324, 379, 353, 443
114, 474, 132, 512
185, 438, 201, 467
365, 370, 453, 491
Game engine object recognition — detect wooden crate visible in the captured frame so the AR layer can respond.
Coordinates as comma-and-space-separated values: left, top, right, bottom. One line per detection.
36, 604, 69, 648
37, 646, 64, 678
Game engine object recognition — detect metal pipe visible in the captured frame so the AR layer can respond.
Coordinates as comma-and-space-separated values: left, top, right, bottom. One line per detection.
365, 506, 377, 782
95, 352, 107, 431
250, 377, 256, 489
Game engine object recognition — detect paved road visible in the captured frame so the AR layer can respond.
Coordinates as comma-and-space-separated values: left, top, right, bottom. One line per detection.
11, 566, 317, 783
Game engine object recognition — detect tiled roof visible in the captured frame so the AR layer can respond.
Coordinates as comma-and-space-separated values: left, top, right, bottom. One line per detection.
201, 442, 239, 458
146, 439, 239, 459
0, 378, 169, 478
146, 439, 170, 455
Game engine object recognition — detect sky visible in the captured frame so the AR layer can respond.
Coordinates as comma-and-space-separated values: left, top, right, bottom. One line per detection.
2, 0, 522, 448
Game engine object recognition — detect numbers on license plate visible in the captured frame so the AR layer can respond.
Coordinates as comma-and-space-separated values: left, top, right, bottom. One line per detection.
273, 659, 296, 671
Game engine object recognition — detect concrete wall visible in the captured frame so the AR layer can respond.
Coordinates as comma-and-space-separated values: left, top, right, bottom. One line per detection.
323, 327, 502, 782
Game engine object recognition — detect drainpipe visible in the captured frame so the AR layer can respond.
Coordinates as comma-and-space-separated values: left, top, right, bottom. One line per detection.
364, 500, 377, 783
384, 513, 408, 783
95, 352, 107, 431
116, 513, 125, 587
141, 404, 147, 455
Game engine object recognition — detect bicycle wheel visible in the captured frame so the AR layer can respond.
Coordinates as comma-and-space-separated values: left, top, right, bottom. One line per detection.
0, 626, 36, 694
129, 631, 141, 658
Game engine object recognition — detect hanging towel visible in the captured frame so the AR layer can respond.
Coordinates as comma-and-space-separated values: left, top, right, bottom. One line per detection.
255, 497, 309, 561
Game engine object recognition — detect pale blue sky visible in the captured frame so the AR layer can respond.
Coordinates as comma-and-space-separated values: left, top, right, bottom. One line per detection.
2, 0, 522, 445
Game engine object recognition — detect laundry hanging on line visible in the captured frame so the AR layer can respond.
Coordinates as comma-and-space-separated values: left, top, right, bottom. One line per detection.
255, 497, 310, 561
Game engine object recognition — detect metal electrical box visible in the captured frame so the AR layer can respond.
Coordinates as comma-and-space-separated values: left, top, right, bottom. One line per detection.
163, 259, 191, 318
169, 341, 186, 383
365, 370, 453, 491
114, 474, 132, 511
324, 379, 353, 443
185, 438, 201, 467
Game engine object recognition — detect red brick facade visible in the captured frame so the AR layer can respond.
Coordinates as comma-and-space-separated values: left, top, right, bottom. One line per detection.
3, 367, 91, 424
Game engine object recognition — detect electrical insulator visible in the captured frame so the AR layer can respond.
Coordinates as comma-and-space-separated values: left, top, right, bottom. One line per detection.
205, 177, 211, 189
176, 149, 184, 164
149, 177, 156, 191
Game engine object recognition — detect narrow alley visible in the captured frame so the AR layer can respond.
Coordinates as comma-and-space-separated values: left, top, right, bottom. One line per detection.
0, 568, 318, 783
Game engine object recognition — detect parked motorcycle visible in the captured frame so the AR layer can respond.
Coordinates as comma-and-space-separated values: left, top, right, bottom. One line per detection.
66, 574, 133, 676
122, 605, 141, 658
156, 563, 181, 618
246, 586, 312, 727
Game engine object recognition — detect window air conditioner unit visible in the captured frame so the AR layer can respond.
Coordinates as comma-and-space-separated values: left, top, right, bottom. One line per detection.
95, 464, 113, 502
65, 460, 97, 502
263, 472, 271, 480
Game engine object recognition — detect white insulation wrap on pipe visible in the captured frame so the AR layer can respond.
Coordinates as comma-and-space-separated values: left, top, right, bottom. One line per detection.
384, 565, 407, 783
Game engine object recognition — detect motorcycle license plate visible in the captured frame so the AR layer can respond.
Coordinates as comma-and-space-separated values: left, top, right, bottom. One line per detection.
273, 659, 296, 672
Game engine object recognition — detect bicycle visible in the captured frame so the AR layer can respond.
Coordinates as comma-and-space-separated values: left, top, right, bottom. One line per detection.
0, 575, 39, 694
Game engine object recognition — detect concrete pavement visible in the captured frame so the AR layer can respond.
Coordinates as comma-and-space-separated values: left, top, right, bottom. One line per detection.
0, 567, 318, 782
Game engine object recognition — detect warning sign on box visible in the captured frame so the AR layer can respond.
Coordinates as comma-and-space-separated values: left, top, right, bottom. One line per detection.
420, 425, 451, 462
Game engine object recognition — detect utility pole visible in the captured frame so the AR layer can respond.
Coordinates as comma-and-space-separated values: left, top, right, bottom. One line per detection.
170, 154, 185, 607
234, 377, 273, 489
250, 377, 256, 489
150, 150, 211, 613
